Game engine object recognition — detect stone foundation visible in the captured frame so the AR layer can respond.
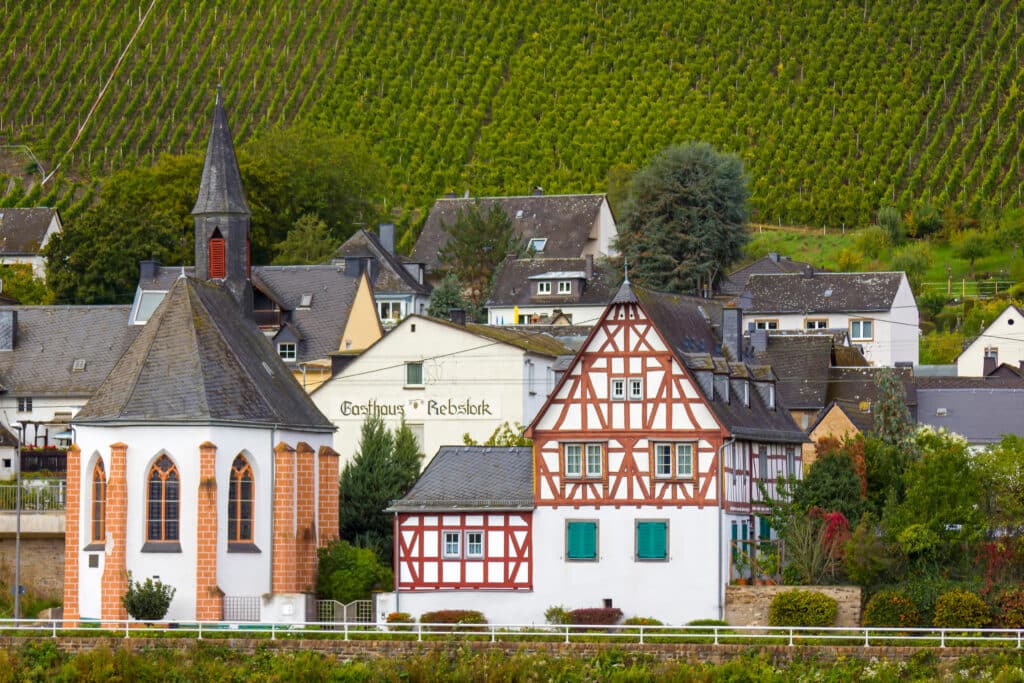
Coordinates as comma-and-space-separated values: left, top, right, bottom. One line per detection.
725, 584, 861, 627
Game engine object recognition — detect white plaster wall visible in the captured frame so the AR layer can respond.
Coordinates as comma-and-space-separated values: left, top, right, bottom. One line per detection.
73, 424, 331, 622
957, 305, 1024, 376
488, 304, 608, 327
388, 506, 722, 625
887, 275, 920, 366
312, 317, 557, 469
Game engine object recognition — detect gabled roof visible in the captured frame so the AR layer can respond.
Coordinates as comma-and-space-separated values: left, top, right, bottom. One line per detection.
741, 272, 905, 314
487, 257, 615, 310
192, 91, 249, 216
413, 194, 607, 271
0, 306, 139, 396
401, 315, 571, 357
916, 387, 1024, 444
826, 367, 917, 408
388, 446, 533, 511
0, 208, 59, 255
955, 304, 1024, 362
333, 229, 430, 296
719, 254, 821, 297
75, 277, 332, 431
807, 400, 876, 436
752, 334, 833, 410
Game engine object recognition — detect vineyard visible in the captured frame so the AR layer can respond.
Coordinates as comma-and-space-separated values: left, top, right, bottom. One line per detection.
1, 0, 1023, 228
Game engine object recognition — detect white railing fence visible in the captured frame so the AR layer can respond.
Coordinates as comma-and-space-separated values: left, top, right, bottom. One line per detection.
0, 483, 66, 510
2, 619, 1021, 648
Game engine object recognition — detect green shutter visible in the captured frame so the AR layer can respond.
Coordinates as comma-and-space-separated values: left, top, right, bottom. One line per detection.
567, 521, 596, 560
636, 521, 667, 560
759, 516, 771, 540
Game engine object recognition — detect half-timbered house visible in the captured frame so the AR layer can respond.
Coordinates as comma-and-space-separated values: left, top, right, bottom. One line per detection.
380, 280, 805, 625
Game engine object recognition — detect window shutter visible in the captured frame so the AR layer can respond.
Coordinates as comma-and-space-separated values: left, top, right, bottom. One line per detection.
759, 517, 771, 540
637, 521, 666, 560
209, 235, 226, 278
567, 521, 596, 559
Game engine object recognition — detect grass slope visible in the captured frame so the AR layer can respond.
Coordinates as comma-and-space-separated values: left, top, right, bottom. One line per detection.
1, 1, 1022, 226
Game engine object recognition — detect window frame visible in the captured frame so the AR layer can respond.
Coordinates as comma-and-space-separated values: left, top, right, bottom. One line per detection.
754, 319, 779, 330
635, 519, 669, 561
565, 519, 599, 561
652, 442, 695, 480
228, 455, 255, 546
557, 280, 572, 294
610, 378, 626, 401
208, 230, 226, 279
564, 442, 604, 479
405, 361, 424, 387
849, 318, 874, 341
144, 454, 181, 550
628, 377, 643, 400
564, 443, 582, 478
465, 530, 484, 559
537, 281, 552, 295
91, 460, 106, 546
804, 318, 829, 330
16, 397, 32, 413
528, 237, 547, 253
585, 443, 603, 478
442, 530, 461, 559
277, 342, 297, 362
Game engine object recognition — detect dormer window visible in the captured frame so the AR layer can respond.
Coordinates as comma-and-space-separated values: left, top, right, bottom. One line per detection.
299, 293, 313, 309
277, 342, 296, 362
537, 281, 552, 295
209, 229, 226, 279
743, 381, 750, 407
558, 281, 571, 294
528, 237, 547, 252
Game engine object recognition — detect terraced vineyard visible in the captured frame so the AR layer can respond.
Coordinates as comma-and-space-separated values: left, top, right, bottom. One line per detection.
1, 0, 1022, 229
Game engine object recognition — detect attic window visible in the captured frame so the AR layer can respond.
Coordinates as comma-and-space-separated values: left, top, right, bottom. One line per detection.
277, 343, 296, 362
935, 408, 948, 416
72, 358, 87, 372
299, 293, 313, 309
528, 237, 547, 252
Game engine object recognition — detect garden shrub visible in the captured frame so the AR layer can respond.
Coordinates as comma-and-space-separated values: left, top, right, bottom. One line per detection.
622, 616, 662, 626
420, 609, 487, 625
995, 588, 1024, 628
933, 589, 991, 629
121, 573, 176, 621
385, 612, 414, 631
567, 607, 624, 625
768, 589, 837, 627
544, 605, 571, 625
892, 576, 963, 625
862, 590, 921, 628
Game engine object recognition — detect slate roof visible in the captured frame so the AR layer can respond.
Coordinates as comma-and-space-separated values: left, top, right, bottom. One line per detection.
413, 194, 607, 271
634, 285, 806, 443
752, 334, 833, 410
913, 374, 1024, 389
192, 91, 249, 216
719, 254, 821, 297
407, 315, 572, 357
825, 367, 918, 413
740, 272, 905, 314
333, 229, 430, 296
808, 400, 875, 435
136, 263, 368, 364
916, 388, 1024, 444
388, 446, 534, 511
75, 277, 333, 431
0, 306, 139, 396
0, 208, 58, 256
487, 257, 615, 310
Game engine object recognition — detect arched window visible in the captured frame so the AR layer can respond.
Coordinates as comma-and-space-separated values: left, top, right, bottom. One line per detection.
209, 228, 226, 279
228, 455, 254, 543
147, 455, 180, 542
91, 460, 106, 544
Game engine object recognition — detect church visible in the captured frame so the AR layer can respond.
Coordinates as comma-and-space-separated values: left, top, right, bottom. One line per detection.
62, 91, 339, 624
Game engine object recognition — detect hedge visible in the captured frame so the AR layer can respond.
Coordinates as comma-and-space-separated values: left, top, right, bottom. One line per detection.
768, 590, 838, 627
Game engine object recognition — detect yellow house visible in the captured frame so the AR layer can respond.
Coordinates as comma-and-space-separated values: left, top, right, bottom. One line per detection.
804, 400, 873, 467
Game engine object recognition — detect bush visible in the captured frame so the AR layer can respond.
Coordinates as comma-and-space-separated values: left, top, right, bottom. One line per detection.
622, 616, 662, 626
862, 590, 921, 628
544, 605, 571, 625
385, 611, 414, 631
933, 589, 991, 629
316, 539, 393, 604
892, 576, 963, 625
567, 607, 624, 625
995, 588, 1024, 628
121, 573, 176, 621
420, 609, 487, 625
768, 590, 838, 627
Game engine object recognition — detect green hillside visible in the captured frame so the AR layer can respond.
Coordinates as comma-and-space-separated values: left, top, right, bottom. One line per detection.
1, 1, 1022, 228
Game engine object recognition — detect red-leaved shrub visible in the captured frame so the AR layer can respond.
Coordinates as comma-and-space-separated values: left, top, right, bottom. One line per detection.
568, 607, 623, 625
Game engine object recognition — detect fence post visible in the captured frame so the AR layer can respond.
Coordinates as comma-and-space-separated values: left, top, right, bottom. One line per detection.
124, 621, 129, 639
863, 628, 869, 647
564, 625, 570, 644
417, 622, 422, 642
490, 625, 495, 643
271, 623, 276, 641
714, 626, 719, 645
940, 629, 945, 648
198, 622, 203, 640
788, 628, 794, 646
51, 620, 56, 638
344, 620, 349, 641
1017, 630, 1021, 648
639, 625, 644, 645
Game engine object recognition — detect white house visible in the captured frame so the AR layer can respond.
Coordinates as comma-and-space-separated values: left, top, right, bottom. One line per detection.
311, 314, 571, 468
486, 255, 614, 326
956, 304, 1024, 376
739, 271, 919, 367
379, 281, 805, 625
0, 208, 62, 279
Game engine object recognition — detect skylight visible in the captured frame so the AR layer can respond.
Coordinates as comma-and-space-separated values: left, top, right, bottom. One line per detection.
299, 293, 313, 308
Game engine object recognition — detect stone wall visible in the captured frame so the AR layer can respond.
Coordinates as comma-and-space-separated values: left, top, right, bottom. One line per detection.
0, 537, 64, 599
725, 585, 862, 627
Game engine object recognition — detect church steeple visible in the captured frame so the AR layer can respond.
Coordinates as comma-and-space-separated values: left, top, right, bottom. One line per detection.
193, 86, 252, 315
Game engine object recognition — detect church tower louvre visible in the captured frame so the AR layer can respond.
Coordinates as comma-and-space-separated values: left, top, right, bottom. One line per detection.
192, 86, 253, 315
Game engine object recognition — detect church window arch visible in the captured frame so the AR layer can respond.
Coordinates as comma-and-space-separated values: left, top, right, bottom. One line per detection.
209, 228, 226, 279
228, 454, 254, 543
91, 459, 106, 544
147, 454, 180, 543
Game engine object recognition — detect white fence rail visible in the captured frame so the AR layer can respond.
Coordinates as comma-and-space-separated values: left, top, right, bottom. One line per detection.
2, 619, 1022, 648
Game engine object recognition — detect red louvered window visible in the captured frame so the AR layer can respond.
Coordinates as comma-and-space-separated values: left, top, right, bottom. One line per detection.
209, 229, 226, 279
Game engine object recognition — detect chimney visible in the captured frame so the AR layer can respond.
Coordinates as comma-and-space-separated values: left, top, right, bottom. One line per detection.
983, 354, 997, 376
751, 329, 768, 354
722, 307, 743, 361
0, 310, 16, 351
139, 259, 161, 281
769, 252, 780, 263
449, 308, 467, 326
585, 254, 594, 280
533, 186, 543, 196
379, 223, 395, 255
802, 264, 814, 278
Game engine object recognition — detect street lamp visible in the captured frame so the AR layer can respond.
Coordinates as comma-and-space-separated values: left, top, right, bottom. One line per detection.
13, 423, 21, 620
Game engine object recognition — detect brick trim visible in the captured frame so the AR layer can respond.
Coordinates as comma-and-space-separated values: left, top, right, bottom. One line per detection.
101, 443, 128, 625
271, 442, 297, 593
195, 442, 221, 620
61, 445, 81, 626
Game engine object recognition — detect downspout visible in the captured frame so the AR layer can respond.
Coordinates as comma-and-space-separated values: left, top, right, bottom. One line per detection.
717, 436, 736, 622
393, 511, 399, 614
269, 425, 277, 596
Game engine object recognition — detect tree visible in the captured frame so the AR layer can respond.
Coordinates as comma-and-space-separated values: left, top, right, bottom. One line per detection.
614, 142, 750, 293
792, 450, 866, 527
437, 202, 522, 308
316, 539, 393, 603
463, 421, 532, 446
271, 213, 339, 265
873, 367, 913, 449
426, 273, 469, 319
121, 573, 176, 621
953, 229, 990, 278
889, 242, 932, 291
877, 205, 904, 245
0, 264, 49, 304
338, 416, 423, 564
974, 435, 1024, 540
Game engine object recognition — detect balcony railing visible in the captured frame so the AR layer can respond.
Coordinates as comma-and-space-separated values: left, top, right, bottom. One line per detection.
0, 482, 66, 510
20, 449, 67, 474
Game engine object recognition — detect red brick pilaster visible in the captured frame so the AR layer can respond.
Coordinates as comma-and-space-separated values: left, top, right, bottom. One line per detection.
317, 445, 340, 546
271, 442, 297, 593
195, 441, 221, 620
62, 445, 81, 626
295, 442, 317, 590
101, 442, 128, 624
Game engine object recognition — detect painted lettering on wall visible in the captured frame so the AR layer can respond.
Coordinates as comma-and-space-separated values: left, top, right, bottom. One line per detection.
339, 400, 406, 417
338, 398, 496, 419
426, 399, 493, 416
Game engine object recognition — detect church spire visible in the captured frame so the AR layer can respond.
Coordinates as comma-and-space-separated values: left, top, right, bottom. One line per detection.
192, 87, 249, 217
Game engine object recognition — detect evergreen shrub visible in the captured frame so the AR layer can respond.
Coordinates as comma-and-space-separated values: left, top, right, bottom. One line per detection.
768, 589, 837, 627
995, 588, 1024, 628
420, 610, 487, 626
862, 590, 921, 628
121, 573, 176, 621
933, 589, 991, 629
567, 607, 624, 625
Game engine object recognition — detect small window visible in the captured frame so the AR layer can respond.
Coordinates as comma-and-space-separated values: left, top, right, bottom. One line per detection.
768, 384, 776, 410
564, 444, 582, 477
379, 301, 403, 322
16, 397, 31, 413
442, 531, 461, 558
299, 293, 313, 309
628, 378, 643, 400
676, 443, 693, 478
758, 449, 768, 479
653, 443, 693, 479
406, 362, 424, 386
984, 346, 998, 361
528, 237, 547, 252
72, 358, 87, 372
654, 444, 673, 478
91, 460, 106, 544
465, 531, 484, 559
566, 520, 598, 561
754, 320, 779, 330
228, 455, 254, 543
133, 291, 166, 324
277, 342, 296, 362
611, 378, 625, 400
786, 447, 797, 478
558, 280, 571, 294
743, 381, 750, 407
805, 318, 828, 330
585, 443, 603, 477
850, 319, 874, 341
537, 281, 551, 295
636, 520, 668, 561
